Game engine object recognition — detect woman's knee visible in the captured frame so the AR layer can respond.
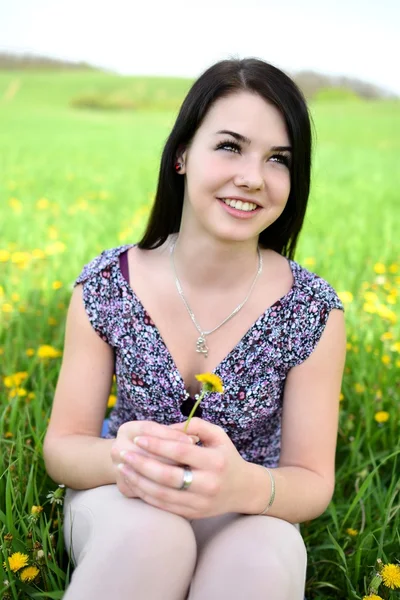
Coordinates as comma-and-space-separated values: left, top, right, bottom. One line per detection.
64, 486, 197, 568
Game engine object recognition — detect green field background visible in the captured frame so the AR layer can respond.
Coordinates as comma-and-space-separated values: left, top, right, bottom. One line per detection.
0, 71, 399, 599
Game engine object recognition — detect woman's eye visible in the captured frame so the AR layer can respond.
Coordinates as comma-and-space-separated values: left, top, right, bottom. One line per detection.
216, 141, 241, 153
270, 154, 290, 167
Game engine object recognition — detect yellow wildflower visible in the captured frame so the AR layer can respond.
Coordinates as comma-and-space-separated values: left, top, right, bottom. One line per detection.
390, 342, 400, 353
346, 528, 358, 536
381, 562, 400, 589
339, 393, 344, 402
32, 248, 46, 259
183, 373, 225, 433
0, 249, 11, 262
5, 432, 13, 439
195, 373, 224, 393
20, 565, 40, 582
4, 552, 29, 572
381, 331, 393, 341
4, 372, 28, 388
364, 291, 378, 303
388, 263, 398, 273
374, 411, 390, 423
26, 348, 35, 357
354, 383, 365, 394
362, 595, 384, 600
37, 345, 62, 358
381, 355, 391, 365
374, 263, 386, 274
107, 394, 117, 408
2, 303, 13, 313
52, 280, 63, 290
304, 257, 316, 267
31, 505, 44, 515
338, 291, 353, 304
36, 197, 49, 209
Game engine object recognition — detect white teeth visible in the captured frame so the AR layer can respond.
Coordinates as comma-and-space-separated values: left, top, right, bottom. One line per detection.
221, 198, 258, 211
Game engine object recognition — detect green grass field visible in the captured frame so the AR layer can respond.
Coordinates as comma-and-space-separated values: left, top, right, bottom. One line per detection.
0, 70, 399, 599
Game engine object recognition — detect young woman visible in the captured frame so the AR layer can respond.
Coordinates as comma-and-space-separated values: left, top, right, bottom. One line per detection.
43, 57, 346, 600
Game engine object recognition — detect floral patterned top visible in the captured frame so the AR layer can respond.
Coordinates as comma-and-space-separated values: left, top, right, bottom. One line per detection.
74, 243, 344, 468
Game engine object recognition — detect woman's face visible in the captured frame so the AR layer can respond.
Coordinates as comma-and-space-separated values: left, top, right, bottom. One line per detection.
179, 91, 292, 243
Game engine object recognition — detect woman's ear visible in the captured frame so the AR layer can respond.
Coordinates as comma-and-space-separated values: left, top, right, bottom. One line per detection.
175, 144, 187, 174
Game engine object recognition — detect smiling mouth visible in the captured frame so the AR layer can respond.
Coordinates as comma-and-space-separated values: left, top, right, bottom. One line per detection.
218, 198, 261, 212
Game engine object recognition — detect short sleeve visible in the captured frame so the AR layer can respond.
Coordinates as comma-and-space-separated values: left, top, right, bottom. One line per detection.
73, 246, 128, 344
288, 275, 344, 367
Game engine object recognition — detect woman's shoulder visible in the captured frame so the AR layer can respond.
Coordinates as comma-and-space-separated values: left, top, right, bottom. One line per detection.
73, 243, 136, 286
289, 259, 344, 312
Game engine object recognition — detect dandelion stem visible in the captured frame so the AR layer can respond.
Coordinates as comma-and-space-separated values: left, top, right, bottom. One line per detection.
183, 391, 205, 433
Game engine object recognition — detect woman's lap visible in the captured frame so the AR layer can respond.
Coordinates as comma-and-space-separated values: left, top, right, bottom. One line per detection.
63, 484, 307, 599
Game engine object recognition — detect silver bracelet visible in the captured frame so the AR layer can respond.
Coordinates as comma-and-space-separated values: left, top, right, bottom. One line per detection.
258, 467, 276, 515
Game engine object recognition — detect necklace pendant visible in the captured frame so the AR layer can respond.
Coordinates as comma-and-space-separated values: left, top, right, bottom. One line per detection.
196, 336, 209, 358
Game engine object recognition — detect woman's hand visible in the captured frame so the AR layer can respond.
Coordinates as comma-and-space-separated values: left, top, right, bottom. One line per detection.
111, 421, 199, 499
117, 417, 249, 518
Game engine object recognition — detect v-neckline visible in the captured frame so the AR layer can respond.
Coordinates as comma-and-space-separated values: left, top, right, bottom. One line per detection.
114, 243, 298, 397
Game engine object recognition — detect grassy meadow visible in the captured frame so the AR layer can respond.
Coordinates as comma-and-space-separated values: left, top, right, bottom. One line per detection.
0, 70, 399, 599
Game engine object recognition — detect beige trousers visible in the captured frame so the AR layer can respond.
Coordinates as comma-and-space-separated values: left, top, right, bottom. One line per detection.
63, 484, 307, 599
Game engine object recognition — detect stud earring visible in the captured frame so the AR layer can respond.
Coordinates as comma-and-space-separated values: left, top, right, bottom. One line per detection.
175, 161, 184, 172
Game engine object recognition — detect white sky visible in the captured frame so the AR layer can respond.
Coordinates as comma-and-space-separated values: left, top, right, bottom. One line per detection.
0, 0, 399, 95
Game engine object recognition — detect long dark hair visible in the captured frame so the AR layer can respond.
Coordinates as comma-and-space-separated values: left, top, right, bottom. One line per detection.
138, 57, 313, 259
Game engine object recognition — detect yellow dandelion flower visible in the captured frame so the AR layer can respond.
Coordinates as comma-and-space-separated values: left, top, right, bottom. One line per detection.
339, 392, 344, 402
32, 248, 46, 259
36, 197, 49, 210
338, 291, 353, 304
381, 355, 391, 365
195, 373, 224, 393
45, 241, 66, 256
37, 345, 62, 358
374, 411, 390, 423
4, 552, 29, 572
107, 394, 117, 408
52, 280, 63, 290
304, 257, 316, 267
5, 432, 13, 439
364, 302, 377, 314
374, 263, 386, 274
0, 249, 11, 262
2, 303, 13, 313
381, 331, 393, 341
20, 565, 40, 583
364, 291, 378, 303
388, 263, 398, 274
354, 383, 365, 394
381, 562, 400, 589
346, 528, 358, 536
26, 348, 35, 357
31, 505, 44, 515
390, 342, 400, 353
362, 595, 384, 600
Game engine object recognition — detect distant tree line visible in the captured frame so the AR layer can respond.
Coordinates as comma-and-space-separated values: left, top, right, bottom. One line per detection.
0, 51, 397, 100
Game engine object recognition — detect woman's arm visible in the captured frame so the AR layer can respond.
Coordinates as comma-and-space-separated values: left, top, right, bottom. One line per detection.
236, 308, 346, 522
43, 284, 116, 489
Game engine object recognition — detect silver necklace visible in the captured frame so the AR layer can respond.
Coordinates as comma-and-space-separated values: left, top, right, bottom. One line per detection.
170, 237, 263, 358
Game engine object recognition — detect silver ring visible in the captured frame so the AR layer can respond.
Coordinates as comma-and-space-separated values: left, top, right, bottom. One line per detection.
179, 466, 193, 490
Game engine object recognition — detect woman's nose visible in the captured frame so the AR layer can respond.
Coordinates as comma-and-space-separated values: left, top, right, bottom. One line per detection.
234, 159, 264, 190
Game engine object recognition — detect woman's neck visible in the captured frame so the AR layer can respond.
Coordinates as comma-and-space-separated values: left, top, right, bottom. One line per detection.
166, 231, 262, 294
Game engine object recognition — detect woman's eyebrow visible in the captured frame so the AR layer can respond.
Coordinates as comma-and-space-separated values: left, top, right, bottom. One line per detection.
215, 130, 292, 152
